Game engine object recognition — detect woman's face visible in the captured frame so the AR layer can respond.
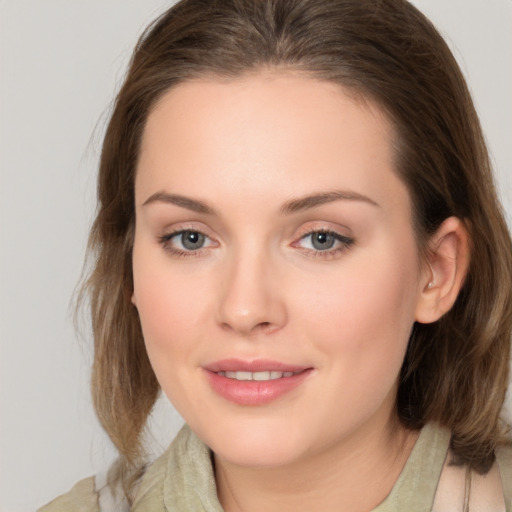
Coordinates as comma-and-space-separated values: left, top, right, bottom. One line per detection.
132, 72, 428, 467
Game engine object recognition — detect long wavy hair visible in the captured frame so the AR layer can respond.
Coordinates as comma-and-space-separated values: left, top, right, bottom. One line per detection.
82, 0, 512, 500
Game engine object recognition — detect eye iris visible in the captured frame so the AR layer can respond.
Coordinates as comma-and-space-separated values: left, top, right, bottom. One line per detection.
312, 232, 335, 250
181, 231, 205, 250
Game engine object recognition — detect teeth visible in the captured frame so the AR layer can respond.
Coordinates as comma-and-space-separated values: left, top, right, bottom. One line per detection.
235, 371, 252, 381
253, 371, 270, 381
218, 370, 299, 381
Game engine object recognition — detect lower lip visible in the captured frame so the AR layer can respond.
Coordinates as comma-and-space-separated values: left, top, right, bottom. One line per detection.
204, 369, 313, 406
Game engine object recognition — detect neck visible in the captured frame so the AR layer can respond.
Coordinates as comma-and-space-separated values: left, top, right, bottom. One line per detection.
214, 413, 419, 512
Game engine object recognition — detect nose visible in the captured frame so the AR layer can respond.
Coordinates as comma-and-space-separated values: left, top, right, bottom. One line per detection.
216, 246, 287, 336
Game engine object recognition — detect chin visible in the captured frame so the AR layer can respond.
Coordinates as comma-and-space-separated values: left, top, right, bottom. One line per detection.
192, 414, 310, 468
214, 437, 306, 468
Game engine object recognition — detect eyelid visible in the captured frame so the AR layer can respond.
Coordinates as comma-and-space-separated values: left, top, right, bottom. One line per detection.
160, 229, 215, 246
293, 221, 353, 241
158, 223, 219, 257
293, 229, 353, 247
158, 220, 217, 241
156, 221, 354, 259
290, 224, 355, 257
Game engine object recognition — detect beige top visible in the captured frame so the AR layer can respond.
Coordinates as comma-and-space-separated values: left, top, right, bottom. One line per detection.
39, 423, 512, 512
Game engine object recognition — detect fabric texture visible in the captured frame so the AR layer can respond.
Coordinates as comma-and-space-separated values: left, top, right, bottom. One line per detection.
39, 423, 512, 512
500, 443, 512, 511
38, 477, 99, 512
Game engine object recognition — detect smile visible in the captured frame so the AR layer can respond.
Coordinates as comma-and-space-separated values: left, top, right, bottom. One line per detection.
216, 370, 299, 381
204, 360, 313, 406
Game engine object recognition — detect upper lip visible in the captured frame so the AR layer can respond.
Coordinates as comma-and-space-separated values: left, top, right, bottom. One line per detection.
203, 359, 310, 373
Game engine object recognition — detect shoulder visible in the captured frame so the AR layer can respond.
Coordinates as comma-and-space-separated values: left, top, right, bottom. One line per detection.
433, 442, 512, 512
496, 442, 512, 511
37, 451, 169, 512
133, 424, 221, 511
38, 477, 99, 512
130, 441, 170, 511
37, 426, 199, 512
133, 424, 223, 512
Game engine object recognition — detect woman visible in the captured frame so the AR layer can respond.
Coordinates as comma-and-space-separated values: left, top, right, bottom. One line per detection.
40, 0, 512, 510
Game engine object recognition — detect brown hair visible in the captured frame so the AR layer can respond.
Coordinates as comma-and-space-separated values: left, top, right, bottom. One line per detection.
83, 0, 512, 499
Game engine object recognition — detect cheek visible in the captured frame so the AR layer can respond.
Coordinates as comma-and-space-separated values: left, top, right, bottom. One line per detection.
299, 247, 419, 380
132, 248, 212, 380
133, 268, 212, 415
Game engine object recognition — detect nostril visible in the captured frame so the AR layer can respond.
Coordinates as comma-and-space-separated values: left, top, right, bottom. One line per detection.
221, 320, 273, 334
254, 321, 275, 333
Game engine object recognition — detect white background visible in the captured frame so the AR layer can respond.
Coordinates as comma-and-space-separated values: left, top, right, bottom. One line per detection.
0, 1, 511, 511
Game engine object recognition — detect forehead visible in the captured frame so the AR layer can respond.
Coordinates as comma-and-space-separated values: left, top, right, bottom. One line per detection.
141, 71, 393, 157
136, 71, 409, 217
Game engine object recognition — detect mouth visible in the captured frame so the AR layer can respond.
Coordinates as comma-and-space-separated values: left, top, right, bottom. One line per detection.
216, 370, 302, 381
203, 359, 313, 406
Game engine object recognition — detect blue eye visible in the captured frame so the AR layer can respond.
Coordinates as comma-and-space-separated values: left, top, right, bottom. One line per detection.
309, 232, 336, 250
298, 230, 353, 253
160, 230, 212, 252
178, 231, 206, 250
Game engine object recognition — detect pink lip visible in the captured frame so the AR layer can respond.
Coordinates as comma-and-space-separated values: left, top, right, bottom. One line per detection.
203, 359, 313, 406
204, 358, 307, 373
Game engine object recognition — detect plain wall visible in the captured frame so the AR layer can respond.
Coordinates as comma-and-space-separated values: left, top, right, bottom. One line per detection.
0, 1, 511, 511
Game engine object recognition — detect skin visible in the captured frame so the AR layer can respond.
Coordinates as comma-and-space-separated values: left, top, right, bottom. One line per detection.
132, 71, 469, 511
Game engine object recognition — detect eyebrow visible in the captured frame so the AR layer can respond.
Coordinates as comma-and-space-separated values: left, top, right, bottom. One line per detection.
142, 189, 379, 215
280, 190, 380, 214
142, 192, 215, 214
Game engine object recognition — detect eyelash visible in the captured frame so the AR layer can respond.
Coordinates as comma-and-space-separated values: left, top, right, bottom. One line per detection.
158, 228, 355, 259
294, 229, 355, 259
159, 229, 214, 259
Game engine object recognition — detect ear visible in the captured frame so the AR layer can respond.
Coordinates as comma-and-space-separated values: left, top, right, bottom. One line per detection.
131, 290, 137, 307
414, 217, 470, 324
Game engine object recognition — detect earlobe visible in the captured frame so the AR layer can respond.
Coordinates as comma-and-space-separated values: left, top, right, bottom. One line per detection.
415, 217, 470, 324
131, 291, 137, 307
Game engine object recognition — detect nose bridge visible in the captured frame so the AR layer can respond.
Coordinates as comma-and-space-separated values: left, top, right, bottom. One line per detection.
216, 240, 286, 335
